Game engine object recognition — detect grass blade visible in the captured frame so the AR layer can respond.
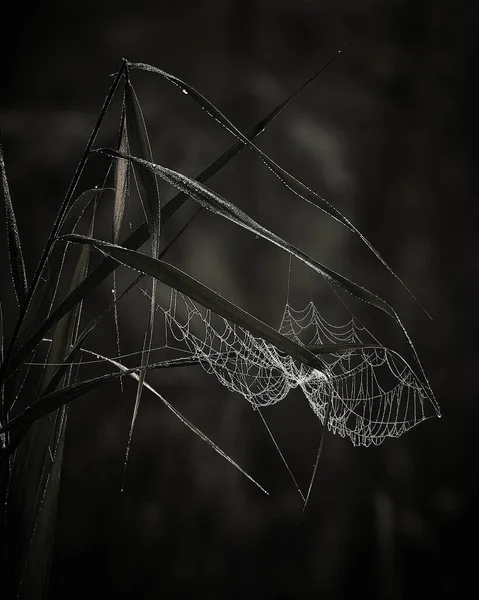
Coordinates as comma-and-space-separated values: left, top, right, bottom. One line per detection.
125, 80, 160, 255
15, 188, 111, 351
98, 151, 402, 327
122, 77, 162, 486
112, 96, 129, 388
113, 104, 129, 245
2, 351, 268, 496
128, 61, 428, 315
62, 235, 383, 366
0, 132, 28, 307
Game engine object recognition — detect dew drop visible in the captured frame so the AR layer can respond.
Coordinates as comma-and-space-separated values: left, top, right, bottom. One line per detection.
182, 89, 188, 95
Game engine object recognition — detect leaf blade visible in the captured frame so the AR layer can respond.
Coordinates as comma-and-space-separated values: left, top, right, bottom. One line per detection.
128, 61, 427, 314
0, 133, 28, 307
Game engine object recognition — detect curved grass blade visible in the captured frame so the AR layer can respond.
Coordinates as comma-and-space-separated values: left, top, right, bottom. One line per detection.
0, 132, 28, 308
62, 235, 383, 365
1, 349, 268, 496
101, 151, 438, 407
125, 80, 160, 256
0, 68, 324, 385
98, 151, 401, 326
2, 358, 199, 435
113, 103, 129, 245
128, 61, 429, 316
122, 77, 162, 485
112, 94, 129, 388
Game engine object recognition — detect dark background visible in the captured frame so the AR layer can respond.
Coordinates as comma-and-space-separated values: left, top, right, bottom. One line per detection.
1, 0, 477, 598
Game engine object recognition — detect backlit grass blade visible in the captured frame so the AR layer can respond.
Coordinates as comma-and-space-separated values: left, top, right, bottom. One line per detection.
0, 133, 28, 308
128, 61, 428, 316
113, 102, 129, 245
123, 77, 162, 484
98, 151, 401, 327
2, 359, 195, 434
0, 68, 353, 384
112, 96, 129, 387
125, 79, 160, 255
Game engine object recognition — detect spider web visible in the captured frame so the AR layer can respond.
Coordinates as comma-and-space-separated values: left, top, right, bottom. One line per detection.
163, 288, 439, 447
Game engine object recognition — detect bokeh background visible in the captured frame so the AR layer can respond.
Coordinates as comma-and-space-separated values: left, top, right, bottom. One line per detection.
1, 0, 477, 598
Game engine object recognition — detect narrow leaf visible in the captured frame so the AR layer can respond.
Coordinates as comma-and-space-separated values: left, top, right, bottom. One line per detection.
2, 350, 268, 496
113, 105, 129, 244
128, 61, 427, 314
125, 80, 160, 256
99, 151, 400, 326
10, 204, 95, 600
112, 97, 129, 386
0, 133, 28, 307
62, 235, 382, 368
123, 78, 162, 484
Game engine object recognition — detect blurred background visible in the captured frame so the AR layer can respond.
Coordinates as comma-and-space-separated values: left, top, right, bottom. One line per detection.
1, 0, 477, 598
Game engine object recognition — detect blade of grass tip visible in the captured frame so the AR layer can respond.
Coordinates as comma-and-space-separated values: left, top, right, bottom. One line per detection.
256, 407, 305, 502
1, 66, 325, 385
128, 59, 430, 318
300, 396, 332, 519
159, 47, 344, 233
121, 77, 162, 489
121, 293, 154, 493
2, 60, 127, 375
0, 132, 28, 308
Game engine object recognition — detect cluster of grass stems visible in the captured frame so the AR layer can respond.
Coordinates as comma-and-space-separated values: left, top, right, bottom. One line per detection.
0, 54, 432, 598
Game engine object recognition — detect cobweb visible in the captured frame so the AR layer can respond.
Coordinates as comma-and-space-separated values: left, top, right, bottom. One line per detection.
163, 288, 439, 447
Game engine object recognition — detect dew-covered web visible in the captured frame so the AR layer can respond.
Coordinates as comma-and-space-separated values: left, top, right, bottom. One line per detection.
162, 287, 439, 448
